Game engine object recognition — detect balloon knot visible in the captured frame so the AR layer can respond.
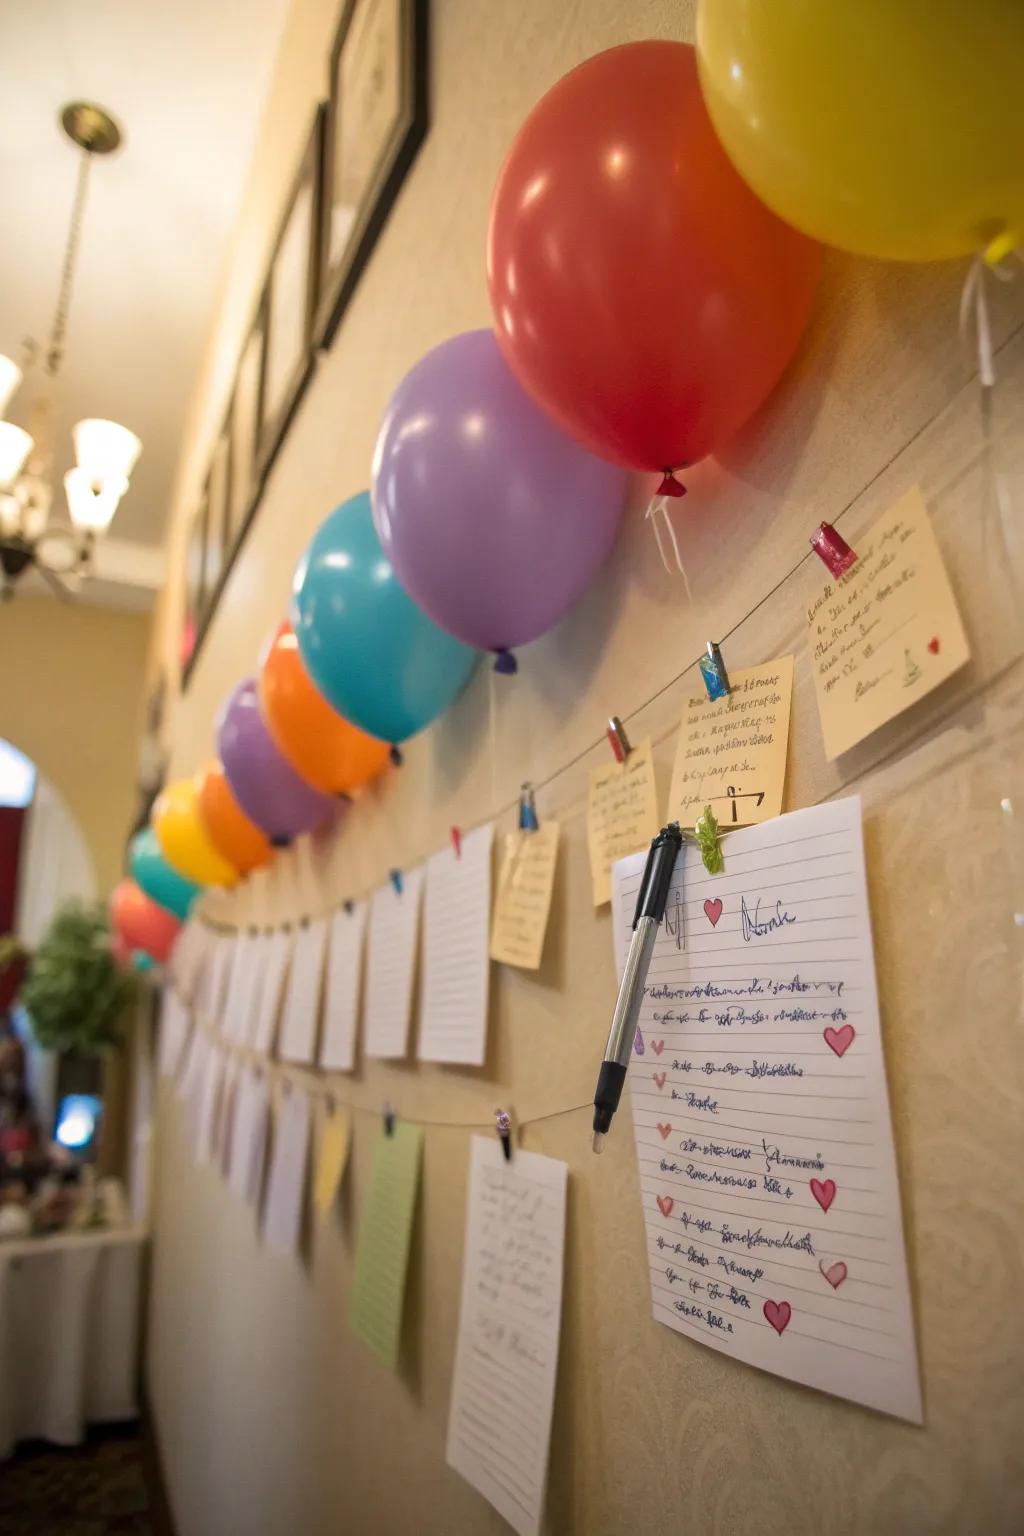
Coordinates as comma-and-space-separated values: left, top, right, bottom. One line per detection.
657, 470, 687, 499
389, 744, 403, 767
493, 648, 518, 675
270, 834, 292, 849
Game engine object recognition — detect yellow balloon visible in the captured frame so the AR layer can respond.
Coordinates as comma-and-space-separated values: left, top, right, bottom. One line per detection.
696, 0, 1024, 262
153, 778, 239, 888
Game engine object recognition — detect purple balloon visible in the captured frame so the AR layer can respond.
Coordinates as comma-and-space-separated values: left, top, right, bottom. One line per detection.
371, 329, 626, 656
217, 678, 337, 845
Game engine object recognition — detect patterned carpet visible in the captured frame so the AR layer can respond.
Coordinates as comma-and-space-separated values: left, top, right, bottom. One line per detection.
0, 1425, 170, 1536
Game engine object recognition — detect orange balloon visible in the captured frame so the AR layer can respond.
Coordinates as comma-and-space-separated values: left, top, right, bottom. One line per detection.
109, 879, 180, 964
197, 761, 274, 875
258, 621, 391, 796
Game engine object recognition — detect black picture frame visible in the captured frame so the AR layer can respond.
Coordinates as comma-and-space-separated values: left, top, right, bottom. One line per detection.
314, 0, 429, 352
180, 495, 208, 684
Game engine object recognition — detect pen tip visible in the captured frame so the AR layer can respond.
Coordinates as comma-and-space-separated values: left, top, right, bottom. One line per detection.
592, 1131, 605, 1155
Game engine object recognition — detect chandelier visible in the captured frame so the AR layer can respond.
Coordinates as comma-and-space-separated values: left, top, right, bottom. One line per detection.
0, 102, 142, 600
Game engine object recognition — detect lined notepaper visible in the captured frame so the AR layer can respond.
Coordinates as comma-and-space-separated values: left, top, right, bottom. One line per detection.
490, 822, 560, 971
612, 797, 921, 1421
447, 1137, 568, 1536
313, 1106, 352, 1218
278, 918, 328, 1064
350, 1122, 423, 1366
319, 902, 368, 1071
250, 929, 293, 1055
262, 1084, 311, 1254
418, 823, 494, 1065
228, 1066, 270, 1206
363, 869, 424, 1059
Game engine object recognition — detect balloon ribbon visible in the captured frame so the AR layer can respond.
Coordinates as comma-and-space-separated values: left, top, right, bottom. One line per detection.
645, 493, 691, 597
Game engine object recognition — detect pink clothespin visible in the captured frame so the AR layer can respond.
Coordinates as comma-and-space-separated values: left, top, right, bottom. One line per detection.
450, 826, 462, 859
810, 522, 858, 579
606, 716, 631, 764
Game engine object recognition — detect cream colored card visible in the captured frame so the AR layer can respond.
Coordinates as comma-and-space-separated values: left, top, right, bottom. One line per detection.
587, 738, 660, 906
313, 1106, 352, 1218
668, 656, 793, 829
490, 822, 560, 970
807, 486, 970, 760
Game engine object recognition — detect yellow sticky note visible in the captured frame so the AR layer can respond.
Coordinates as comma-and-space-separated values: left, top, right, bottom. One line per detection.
586, 738, 660, 907
807, 487, 970, 760
490, 822, 560, 970
350, 1122, 423, 1367
668, 656, 794, 830
313, 1107, 351, 1218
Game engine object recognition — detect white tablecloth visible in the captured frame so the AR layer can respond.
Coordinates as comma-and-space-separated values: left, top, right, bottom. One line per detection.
0, 1225, 146, 1459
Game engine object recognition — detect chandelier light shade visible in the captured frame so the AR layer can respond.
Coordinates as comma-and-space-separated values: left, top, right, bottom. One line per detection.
72, 418, 142, 487
0, 422, 34, 487
63, 466, 124, 534
0, 356, 22, 417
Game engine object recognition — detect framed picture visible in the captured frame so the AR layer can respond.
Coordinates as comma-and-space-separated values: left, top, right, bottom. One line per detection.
259, 107, 324, 478
203, 425, 232, 601
227, 301, 266, 549
181, 497, 207, 681
314, 0, 428, 350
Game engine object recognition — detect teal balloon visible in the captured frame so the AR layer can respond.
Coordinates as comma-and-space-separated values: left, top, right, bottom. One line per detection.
291, 491, 477, 743
130, 827, 200, 920
131, 950, 156, 973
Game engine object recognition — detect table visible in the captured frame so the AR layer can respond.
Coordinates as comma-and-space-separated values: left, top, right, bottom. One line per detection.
0, 1225, 147, 1459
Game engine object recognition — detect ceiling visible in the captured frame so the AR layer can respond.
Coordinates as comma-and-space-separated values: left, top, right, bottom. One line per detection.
0, 0, 292, 593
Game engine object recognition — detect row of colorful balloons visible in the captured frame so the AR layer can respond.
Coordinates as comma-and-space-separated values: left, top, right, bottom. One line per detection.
109, 20, 1019, 963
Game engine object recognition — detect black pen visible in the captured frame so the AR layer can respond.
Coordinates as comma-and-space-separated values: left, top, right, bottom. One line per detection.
592, 822, 683, 1152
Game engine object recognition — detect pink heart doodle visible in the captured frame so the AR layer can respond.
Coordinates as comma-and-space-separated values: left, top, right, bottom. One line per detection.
819, 1260, 848, 1290
653, 1072, 666, 1091
763, 1300, 792, 1336
810, 1177, 836, 1213
656, 1195, 674, 1218
703, 897, 723, 927
823, 1024, 855, 1058
650, 1039, 665, 1056
656, 1122, 672, 1140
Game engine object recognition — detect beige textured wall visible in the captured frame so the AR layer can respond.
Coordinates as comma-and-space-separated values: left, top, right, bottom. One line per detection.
146, 2, 1024, 1533
0, 596, 148, 891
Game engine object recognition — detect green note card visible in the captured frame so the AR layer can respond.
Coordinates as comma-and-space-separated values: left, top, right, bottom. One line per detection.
350, 1121, 424, 1366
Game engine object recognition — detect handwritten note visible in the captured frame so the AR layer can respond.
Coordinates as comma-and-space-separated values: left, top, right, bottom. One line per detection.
669, 657, 793, 828
249, 929, 293, 1056
418, 823, 494, 1065
611, 797, 922, 1421
490, 823, 560, 971
158, 987, 190, 1078
350, 1122, 423, 1366
319, 902, 368, 1071
227, 1065, 269, 1206
313, 1106, 352, 1218
262, 1084, 311, 1255
446, 1137, 568, 1536
807, 486, 970, 760
278, 918, 328, 1064
587, 738, 660, 906
363, 869, 424, 1059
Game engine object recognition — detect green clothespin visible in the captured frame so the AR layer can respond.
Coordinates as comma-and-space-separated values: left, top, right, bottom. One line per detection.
692, 805, 724, 875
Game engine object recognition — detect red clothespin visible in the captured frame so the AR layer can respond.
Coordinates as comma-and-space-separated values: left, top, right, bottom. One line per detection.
450, 826, 462, 859
606, 716, 632, 764
810, 522, 857, 579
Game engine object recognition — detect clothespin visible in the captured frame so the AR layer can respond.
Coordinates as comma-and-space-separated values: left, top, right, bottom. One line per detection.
299, 914, 310, 930
810, 522, 857, 580
518, 783, 538, 832
389, 869, 403, 896
693, 805, 724, 875
383, 1102, 396, 1137
342, 899, 354, 916
698, 641, 730, 701
495, 1108, 513, 1161
450, 826, 462, 859
389, 744, 403, 767
606, 715, 632, 764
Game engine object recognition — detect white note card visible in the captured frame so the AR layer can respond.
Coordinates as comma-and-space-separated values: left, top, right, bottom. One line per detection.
446, 1137, 568, 1536
320, 902, 368, 1071
278, 918, 329, 1064
262, 1084, 312, 1254
194, 1043, 226, 1165
221, 933, 252, 1043
418, 824, 494, 1065
363, 868, 425, 1059
228, 1066, 270, 1207
170, 920, 207, 1003
250, 929, 294, 1056
612, 797, 921, 1422
158, 987, 190, 1078
196, 934, 233, 1028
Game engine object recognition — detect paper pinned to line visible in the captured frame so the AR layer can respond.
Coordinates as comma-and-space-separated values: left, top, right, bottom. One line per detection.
158, 987, 191, 1078
227, 1065, 270, 1207
363, 868, 425, 1060
249, 929, 294, 1056
319, 902, 368, 1071
278, 918, 329, 1064
418, 822, 494, 1065
349, 1121, 423, 1366
490, 822, 560, 971
446, 1136, 568, 1536
313, 1104, 352, 1218
586, 737, 660, 906
262, 1082, 312, 1255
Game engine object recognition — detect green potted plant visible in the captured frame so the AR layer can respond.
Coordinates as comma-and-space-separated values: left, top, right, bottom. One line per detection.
9, 903, 136, 1058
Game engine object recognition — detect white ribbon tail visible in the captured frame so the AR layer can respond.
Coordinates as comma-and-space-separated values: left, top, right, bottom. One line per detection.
644, 494, 691, 599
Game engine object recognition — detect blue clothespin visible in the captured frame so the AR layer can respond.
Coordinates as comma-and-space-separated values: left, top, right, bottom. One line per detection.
699, 641, 730, 701
389, 869, 403, 896
518, 783, 538, 832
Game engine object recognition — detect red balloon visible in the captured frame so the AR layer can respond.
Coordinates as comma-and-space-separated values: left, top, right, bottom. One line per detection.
487, 41, 820, 483
109, 879, 180, 965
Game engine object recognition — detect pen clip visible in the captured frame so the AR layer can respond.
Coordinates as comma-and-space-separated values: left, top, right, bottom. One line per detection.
518, 783, 538, 832
606, 716, 631, 764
